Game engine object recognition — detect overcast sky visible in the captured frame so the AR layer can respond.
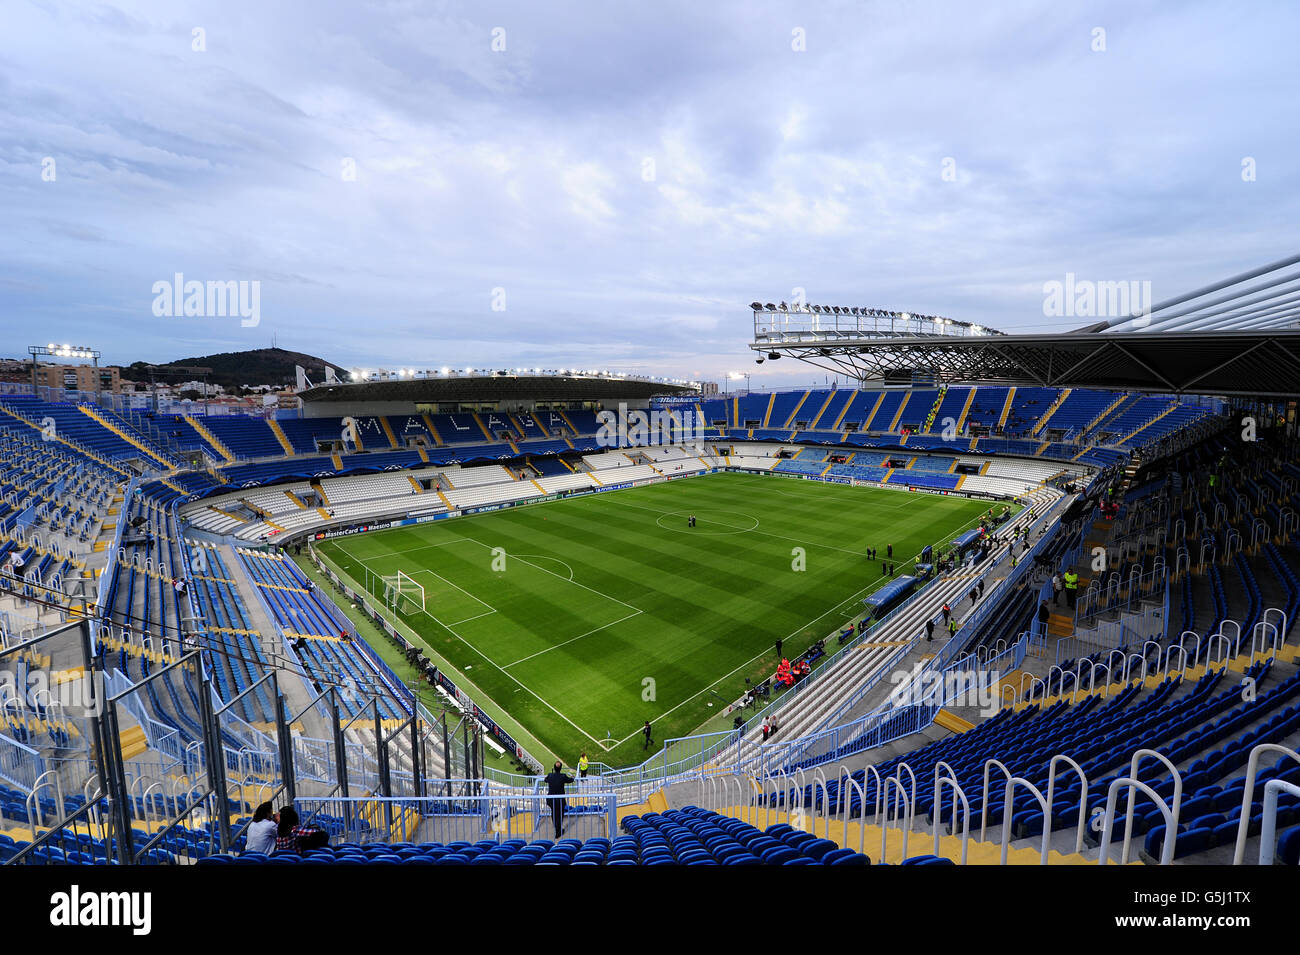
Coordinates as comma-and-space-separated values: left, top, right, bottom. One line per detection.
2, 0, 1297, 388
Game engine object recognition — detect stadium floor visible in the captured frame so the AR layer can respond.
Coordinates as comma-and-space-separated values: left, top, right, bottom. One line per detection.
312, 472, 992, 766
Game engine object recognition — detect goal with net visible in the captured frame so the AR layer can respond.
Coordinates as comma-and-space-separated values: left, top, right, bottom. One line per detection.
382, 571, 425, 613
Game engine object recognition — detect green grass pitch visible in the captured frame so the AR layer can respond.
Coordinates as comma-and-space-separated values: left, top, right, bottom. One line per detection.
312, 471, 993, 767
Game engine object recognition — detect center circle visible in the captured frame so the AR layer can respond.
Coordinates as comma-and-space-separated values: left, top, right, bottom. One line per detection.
654, 509, 760, 535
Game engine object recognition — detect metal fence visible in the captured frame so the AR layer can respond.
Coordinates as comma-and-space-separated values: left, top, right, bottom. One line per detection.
295, 789, 618, 846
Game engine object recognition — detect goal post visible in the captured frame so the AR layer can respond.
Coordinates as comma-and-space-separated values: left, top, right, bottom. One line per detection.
382, 570, 425, 614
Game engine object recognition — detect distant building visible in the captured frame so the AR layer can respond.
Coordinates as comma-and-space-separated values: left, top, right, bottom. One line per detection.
177, 380, 223, 395
33, 362, 121, 394
261, 390, 299, 412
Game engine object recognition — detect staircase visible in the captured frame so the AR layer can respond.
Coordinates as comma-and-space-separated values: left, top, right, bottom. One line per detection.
558, 410, 581, 437
887, 393, 911, 432
922, 387, 947, 434
953, 388, 977, 434
78, 405, 179, 469
807, 390, 838, 430
379, 416, 400, 449
267, 419, 296, 456
1118, 404, 1176, 446
185, 414, 236, 463
311, 481, 331, 506
421, 414, 445, 446
1082, 393, 1134, 441
1031, 389, 1070, 436
997, 386, 1017, 429
0, 404, 131, 479
859, 392, 885, 431
782, 390, 811, 428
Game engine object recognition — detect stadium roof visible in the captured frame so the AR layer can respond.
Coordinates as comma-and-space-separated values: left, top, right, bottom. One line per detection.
299, 372, 699, 404
752, 253, 1300, 398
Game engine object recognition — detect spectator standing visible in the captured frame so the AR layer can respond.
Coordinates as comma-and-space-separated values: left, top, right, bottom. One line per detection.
543, 761, 574, 837
1064, 569, 1079, 608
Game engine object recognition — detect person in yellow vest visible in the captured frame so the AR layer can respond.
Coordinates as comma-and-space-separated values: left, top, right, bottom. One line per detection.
1063, 570, 1079, 608
577, 752, 589, 778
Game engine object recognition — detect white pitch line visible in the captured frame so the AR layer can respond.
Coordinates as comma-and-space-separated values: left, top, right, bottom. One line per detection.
334, 474, 1002, 747
344, 552, 613, 751
502, 609, 644, 669
441, 608, 499, 627
604, 503, 1000, 746
348, 553, 489, 633
451, 533, 642, 615
512, 553, 575, 581
415, 567, 496, 615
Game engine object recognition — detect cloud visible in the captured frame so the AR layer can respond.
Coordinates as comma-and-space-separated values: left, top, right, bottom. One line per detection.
0, 0, 1296, 389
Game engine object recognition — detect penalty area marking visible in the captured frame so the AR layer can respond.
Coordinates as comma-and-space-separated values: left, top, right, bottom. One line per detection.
512, 554, 575, 580
332, 553, 616, 752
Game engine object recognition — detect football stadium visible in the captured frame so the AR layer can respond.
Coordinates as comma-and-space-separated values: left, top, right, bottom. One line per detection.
1, 0, 1297, 922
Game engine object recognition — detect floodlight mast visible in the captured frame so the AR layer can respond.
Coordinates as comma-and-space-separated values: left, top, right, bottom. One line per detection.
29, 343, 103, 405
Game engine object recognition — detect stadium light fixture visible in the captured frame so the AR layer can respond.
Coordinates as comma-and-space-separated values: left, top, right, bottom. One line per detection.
28, 342, 103, 401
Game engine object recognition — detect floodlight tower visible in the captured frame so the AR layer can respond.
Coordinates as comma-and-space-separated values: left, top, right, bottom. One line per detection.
28, 343, 102, 404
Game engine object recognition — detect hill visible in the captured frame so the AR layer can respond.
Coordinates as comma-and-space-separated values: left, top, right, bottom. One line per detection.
125, 348, 347, 392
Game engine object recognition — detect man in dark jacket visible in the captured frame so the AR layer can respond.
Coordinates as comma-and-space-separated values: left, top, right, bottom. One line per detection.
543, 761, 574, 837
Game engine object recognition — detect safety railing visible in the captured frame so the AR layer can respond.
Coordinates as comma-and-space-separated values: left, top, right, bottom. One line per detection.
762, 633, 1029, 775
293, 789, 619, 846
